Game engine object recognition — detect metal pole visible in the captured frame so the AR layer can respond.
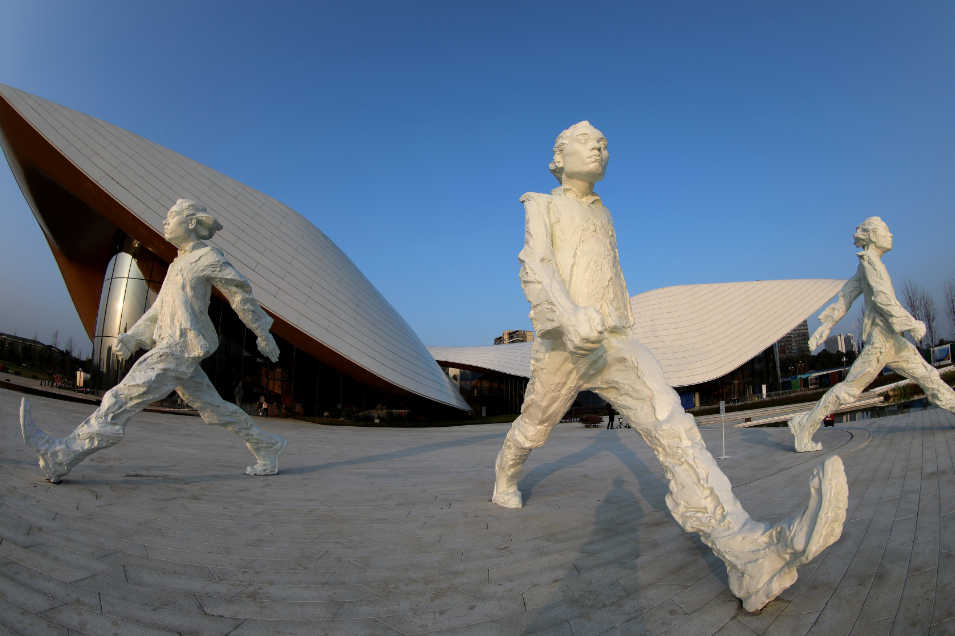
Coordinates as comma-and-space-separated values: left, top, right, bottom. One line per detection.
718, 400, 729, 459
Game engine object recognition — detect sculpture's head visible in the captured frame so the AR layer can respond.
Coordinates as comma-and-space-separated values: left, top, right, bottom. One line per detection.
549, 121, 609, 185
163, 199, 223, 245
853, 216, 893, 253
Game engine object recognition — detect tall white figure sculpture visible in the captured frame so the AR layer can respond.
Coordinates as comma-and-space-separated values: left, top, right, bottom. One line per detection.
788, 217, 955, 452
491, 122, 849, 612
20, 200, 289, 482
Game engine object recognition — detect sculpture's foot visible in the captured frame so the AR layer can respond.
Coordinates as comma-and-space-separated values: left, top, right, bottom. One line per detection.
492, 484, 523, 508
20, 399, 69, 484
788, 412, 823, 453
245, 434, 288, 476
739, 456, 848, 612
491, 437, 530, 508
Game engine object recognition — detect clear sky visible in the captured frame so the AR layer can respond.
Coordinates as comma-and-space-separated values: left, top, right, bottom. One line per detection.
1, 1, 953, 356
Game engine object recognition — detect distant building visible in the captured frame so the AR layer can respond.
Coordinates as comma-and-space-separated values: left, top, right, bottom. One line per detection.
824, 333, 857, 354
0, 333, 46, 350
494, 330, 535, 346
777, 320, 811, 357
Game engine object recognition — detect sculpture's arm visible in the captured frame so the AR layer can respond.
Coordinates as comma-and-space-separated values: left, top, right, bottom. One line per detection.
809, 272, 862, 351
115, 301, 160, 359
518, 194, 604, 355
860, 257, 925, 339
207, 250, 279, 362
518, 195, 574, 335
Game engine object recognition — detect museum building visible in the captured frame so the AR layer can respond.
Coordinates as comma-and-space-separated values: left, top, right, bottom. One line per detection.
431, 279, 845, 412
0, 85, 845, 419
0, 85, 470, 418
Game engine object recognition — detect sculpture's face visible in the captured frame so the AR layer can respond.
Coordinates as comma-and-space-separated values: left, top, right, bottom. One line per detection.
163, 204, 193, 243
559, 125, 609, 184
871, 223, 893, 252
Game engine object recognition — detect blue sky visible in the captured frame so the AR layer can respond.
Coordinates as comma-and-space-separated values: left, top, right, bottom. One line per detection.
1, 1, 953, 356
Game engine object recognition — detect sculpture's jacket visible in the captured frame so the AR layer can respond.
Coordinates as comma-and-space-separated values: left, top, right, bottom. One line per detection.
126, 241, 273, 359
818, 250, 920, 343
518, 187, 634, 340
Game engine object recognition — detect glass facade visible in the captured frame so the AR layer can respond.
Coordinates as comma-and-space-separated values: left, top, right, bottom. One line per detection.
90, 232, 444, 418
442, 367, 528, 416
677, 346, 779, 408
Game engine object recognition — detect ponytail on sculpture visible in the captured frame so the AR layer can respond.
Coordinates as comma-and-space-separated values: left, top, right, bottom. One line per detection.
176, 199, 223, 240
853, 216, 885, 249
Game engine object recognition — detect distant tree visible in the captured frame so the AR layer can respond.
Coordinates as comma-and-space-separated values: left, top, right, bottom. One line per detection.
923, 292, 939, 348
50, 330, 59, 372
65, 336, 76, 367
900, 279, 928, 347
944, 276, 955, 342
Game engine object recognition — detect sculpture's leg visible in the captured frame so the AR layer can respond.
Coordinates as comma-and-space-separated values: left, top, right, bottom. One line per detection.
20, 348, 192, 483
492, 343, 580, 508
885, 336, 955, 412
175, 367, 288, 475
596, 339, 848, 611
788, 342, 885, 452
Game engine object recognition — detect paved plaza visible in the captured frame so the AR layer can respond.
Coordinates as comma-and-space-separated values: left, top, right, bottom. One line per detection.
0, 391, 952, 635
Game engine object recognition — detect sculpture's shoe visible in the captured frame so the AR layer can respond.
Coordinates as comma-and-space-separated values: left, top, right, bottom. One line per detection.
788, 412, 823, 453
20, 399, 69, 484
740, 455, 848, 612
491, 438, 530, 508
492, 485, 523, 509
245, 434, 288, 476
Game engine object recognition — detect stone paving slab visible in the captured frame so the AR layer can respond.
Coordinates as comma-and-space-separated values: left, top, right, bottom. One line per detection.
0, 392, 951, 635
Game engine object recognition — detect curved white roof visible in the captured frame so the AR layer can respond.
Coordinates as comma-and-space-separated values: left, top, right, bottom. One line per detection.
0, 85, 469, 411
631, 279, 845, 386
429, 279, 845, 388
430, 341, 534, 377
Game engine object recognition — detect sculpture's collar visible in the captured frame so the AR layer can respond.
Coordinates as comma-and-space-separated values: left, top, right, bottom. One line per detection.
177, 240, 208, 257
552, 185, 602, 207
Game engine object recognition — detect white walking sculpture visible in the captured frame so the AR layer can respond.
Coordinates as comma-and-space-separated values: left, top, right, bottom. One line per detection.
491, 122, 848, 612
20, 199, 288, 482
788, 217, 955, 452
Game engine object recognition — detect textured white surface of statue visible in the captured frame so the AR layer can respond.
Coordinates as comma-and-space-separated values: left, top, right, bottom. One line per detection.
788, 217, 955, 452
20, 199, 288, 483
491, 122, 849, 612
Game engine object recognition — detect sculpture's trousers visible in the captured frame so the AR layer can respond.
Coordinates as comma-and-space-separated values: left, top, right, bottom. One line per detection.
47, 346, 276, 469
502, 335, 776, 590
802, 332, 955, 436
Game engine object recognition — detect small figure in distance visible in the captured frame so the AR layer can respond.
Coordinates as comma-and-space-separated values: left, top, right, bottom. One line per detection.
788, 217, 955, 452
491, 121, 849, 612
20, 199, 289, 483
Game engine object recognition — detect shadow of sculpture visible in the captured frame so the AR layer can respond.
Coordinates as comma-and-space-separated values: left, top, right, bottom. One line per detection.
520, 474, 649, 633
519, 427, 668, 510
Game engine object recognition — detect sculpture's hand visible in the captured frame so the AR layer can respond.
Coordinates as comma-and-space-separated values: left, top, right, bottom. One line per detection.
560, 306, 605, 356
808, 322, 832, 352
257, 334, 280, 363
910, 320, 926, 343
114, 333, 137, 361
